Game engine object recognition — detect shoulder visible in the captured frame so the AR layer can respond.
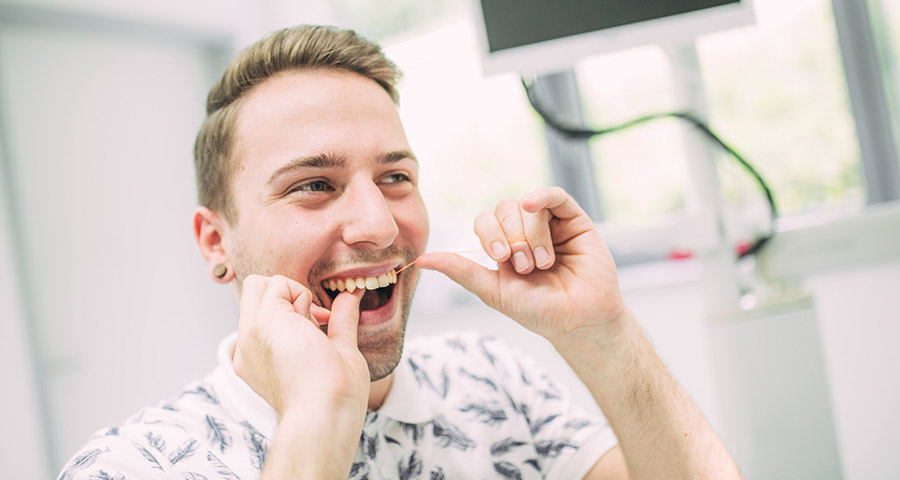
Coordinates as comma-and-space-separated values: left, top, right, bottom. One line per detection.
59, 378, 250, 479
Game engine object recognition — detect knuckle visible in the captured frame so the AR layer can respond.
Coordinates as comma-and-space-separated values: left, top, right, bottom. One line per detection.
495, 197, 519, 213
474, 210, 493, 226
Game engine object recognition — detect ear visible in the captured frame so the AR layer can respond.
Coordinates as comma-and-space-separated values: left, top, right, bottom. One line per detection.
194, 206, 235, 284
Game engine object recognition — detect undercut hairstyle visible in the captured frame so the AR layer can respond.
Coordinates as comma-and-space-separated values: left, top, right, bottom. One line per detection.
193, 25, 402, 224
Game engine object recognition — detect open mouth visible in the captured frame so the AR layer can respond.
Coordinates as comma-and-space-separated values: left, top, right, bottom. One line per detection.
322, 270, 398, 311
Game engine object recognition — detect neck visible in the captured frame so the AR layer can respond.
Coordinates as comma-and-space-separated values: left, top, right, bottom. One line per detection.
367, 373, 394, 411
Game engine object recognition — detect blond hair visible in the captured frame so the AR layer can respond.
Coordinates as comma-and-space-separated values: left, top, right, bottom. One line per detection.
193, 25, 402, 224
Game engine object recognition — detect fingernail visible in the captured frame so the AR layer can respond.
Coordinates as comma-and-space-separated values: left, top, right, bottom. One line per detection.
512, 251, 529, 272
491, 241, 507, 259
534, 247, 550, 267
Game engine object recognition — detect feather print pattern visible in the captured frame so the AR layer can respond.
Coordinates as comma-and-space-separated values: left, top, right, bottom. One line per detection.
243, 429, 268, 471
181, 385, 219, 405
168, 439, 198, 464
537, 389, 561, 400
430, 467, 446, 480
438, 367, 450, 399
146, 431, 166, 453
490, 438, 528, 456
205, 415, 232, 453
402, 423, 424, 445
518, 363, 532, 385
363, 432, 379, 459
459, 400, 508, 425
535, 439, 576, 458
88, 470, 125, 480
459, 367, 498, 391
206, 452, 239, 479
493, 461, 523, 480
479, 337, 499, 367
431, 416, 476, 451
397, 450, 423, 480
136, 445, 163, 470
445, 337, 467, 352
529, 414, 560, 435
564, 418, 593, 430
408, 357, 435, 391
59, 447, 108, 480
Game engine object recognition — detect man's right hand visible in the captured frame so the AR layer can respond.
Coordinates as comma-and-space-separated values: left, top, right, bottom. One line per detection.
232, 274, 367, 478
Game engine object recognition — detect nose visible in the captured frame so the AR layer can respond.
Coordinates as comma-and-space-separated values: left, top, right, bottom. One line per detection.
339, 177, 399, 249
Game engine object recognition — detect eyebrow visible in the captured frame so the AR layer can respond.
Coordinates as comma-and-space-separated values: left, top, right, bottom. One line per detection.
381, 150, 418, 164
266, 150, 418, 187
266, 152, 346, 187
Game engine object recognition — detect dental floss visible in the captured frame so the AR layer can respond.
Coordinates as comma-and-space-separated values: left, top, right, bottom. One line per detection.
393, 249, 486, 275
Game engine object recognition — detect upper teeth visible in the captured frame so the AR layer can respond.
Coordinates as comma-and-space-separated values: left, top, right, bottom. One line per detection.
323, 271, 398, 293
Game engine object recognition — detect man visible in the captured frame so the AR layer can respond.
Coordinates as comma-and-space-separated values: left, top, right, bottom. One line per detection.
59, 25, 740, 479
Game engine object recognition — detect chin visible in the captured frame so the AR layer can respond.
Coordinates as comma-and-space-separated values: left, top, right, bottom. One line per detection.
359, 324, 407, 381
357, 268, 418, 381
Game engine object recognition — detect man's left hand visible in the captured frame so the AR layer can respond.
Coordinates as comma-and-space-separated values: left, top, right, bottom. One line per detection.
416, 187, 629, 344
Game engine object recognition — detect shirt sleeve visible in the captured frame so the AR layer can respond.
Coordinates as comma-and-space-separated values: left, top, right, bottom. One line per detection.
57, 434, 171, 480
483, 336, 619, 479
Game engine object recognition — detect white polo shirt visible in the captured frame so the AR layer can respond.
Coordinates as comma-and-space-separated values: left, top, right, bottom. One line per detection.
59, 331, 617, 479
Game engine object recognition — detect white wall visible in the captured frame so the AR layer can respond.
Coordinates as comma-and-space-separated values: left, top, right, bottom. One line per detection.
0, 133, 50, 480
0, 17, 235, 469
809, 260, 900, 479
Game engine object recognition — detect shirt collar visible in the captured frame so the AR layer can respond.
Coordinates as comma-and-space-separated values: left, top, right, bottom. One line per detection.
210, 332, 436, 439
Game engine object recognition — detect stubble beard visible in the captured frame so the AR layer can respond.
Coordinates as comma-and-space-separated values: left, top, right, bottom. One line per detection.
230, 242, 421, 382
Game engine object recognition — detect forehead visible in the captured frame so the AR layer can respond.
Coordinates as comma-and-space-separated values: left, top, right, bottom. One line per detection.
231, 68, 408, 179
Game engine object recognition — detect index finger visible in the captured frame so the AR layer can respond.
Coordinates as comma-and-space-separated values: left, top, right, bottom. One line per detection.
520, 187, 586, 220
326, 289, 364, 348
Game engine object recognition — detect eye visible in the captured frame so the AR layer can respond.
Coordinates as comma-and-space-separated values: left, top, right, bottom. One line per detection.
381, 173, 411, 184
289, 180, 333, 193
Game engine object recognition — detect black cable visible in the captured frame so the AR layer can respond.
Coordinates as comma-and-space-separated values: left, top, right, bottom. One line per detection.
521, 77, 776, 259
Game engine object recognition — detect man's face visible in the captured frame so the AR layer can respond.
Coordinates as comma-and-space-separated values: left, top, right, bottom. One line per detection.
223, 69, 429, 380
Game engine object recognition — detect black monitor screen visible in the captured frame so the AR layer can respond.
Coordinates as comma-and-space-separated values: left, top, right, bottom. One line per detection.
481, 0, 741, 53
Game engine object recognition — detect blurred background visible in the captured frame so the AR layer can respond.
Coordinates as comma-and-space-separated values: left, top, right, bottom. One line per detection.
1, 0, 898, 478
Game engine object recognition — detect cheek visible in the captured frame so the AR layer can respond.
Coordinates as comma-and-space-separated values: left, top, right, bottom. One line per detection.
249, 213, 339, 274
398, 197, 429, 252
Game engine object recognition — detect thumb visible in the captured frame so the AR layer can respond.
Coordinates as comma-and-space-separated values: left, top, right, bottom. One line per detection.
327, 289, 364, 347
416, 252, 500, 310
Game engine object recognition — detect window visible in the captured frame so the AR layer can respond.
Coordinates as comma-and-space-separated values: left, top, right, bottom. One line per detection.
576, 46, 690, 222
697, 0, 864, 215
574, 0, 866, 228
872, 0, 900, 153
